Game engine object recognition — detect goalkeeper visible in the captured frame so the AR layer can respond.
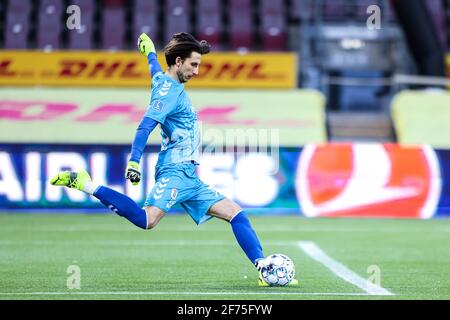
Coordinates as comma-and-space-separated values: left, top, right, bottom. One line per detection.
50, 32, 297, 286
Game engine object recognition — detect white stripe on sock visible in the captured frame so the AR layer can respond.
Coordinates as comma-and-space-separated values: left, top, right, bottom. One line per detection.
82, 181, 101, 195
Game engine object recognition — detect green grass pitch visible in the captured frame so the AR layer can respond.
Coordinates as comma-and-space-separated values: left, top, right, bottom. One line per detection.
1, 212, 449, 300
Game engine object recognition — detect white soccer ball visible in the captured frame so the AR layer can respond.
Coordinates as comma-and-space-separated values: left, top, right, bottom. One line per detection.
260, 254, 295, 286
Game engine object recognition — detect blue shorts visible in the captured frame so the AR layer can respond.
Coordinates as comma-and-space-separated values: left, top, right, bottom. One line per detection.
144, 162, 225, 224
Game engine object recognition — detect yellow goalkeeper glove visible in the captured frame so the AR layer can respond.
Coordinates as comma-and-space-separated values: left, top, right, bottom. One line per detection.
125, 161, 141, 185
137, 33, 156, 56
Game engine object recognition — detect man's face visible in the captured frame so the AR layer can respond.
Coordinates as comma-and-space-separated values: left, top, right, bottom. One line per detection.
176, 52, 202, 83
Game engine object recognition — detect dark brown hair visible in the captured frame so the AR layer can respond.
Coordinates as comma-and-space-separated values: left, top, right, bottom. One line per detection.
164, 32, 211, 66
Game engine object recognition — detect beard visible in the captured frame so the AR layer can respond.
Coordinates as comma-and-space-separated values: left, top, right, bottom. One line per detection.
176, 70, 187, 83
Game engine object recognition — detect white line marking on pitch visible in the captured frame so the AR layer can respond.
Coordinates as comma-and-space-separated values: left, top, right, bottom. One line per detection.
0, 291, 386, 296
298, 241, 394, 296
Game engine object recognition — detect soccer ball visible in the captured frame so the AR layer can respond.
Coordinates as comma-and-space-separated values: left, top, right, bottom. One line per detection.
260, 254, 295, 286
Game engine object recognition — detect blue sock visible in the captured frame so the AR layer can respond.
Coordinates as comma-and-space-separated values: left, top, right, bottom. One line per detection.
94, 186, 147, 229
230, 211, 264, 265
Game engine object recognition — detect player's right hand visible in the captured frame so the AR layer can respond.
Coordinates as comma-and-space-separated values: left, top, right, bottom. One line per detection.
137, 33, 156, 56
125, 161, 141, 185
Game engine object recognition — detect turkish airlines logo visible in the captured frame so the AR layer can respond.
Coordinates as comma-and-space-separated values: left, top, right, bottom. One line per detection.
296, 144, 441, 219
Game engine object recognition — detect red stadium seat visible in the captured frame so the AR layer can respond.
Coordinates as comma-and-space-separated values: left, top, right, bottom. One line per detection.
197, 0, 222, 50
133, 0, 160, 47
4, 9, 30, 49
164, 0, 189, 44
7, 0, 31, 13
102, 0, 125, 6
134, 13, 159, 43
134, 0, 157, 12
69, 0, 95, 13
228, 0, 253, 51
68, 22, 94, 50
67, 0, 95, 49
37, 32, 61, 51
101, 6, 126, 50
259, 0, 286, 51
37, 0, 63, 50
40, 0, 63, 10
4, 0, 31, 49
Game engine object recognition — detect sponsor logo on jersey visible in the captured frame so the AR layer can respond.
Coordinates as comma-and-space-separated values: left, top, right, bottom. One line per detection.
295, 143, 441, 219
171, 188, 178, 200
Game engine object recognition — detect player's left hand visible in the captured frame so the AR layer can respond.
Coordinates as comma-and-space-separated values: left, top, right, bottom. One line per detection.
137, 33, 156, 56
125, 161, 141, 185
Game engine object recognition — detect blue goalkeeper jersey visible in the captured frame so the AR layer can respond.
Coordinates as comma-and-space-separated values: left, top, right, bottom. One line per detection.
144, 72, 201, 167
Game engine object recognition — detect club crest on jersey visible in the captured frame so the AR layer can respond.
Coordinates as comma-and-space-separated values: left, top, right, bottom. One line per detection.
295, 143, 441, 219
151, 100, 163, 112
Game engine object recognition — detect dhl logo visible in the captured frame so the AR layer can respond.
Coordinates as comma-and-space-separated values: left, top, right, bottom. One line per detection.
0, 60, 14, 76
196, 62, 270, 79
0, 58, 144, 78
0, 51, 296, 87
58, 60, 143, 78
54, 60, 274, 80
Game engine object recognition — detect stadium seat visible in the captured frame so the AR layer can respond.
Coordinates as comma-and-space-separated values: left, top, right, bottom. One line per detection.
69, 0, 95, 12
37, 24, 61, 51
134, 0, 156, 11
259, 0, 286, 51
4, 0, 31, 49
38, 0, 63, 28
134, 13, 159, 46
228, 0, 253, 51
68, 23, 94, 50
6, 0, 31, 13
67, 0, 95, 49
102, 0, 125, 6
37, 0, 63, 50
133, 0, 160, 47
4, 10, 30, 49
197, 0, 222, 50
101, 6, 126, 50
164, 0, 189, 44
